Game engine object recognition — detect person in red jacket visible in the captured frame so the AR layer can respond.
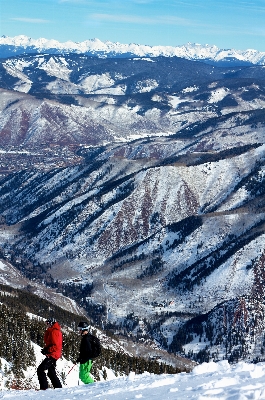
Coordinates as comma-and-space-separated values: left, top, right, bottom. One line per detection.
37, 318, 63, 390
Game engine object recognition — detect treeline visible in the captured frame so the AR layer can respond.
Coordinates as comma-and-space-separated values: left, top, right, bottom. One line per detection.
0, 247, 104, 324
187, 143, 261, 166
93, 347, 184, 380
0, 303, 36, 378
168, 295, 265, 365
0, 283, 85, 328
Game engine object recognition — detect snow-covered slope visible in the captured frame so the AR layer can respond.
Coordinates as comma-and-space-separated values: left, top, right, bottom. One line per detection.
3, 360, 265, 399
1, 35, 265, 65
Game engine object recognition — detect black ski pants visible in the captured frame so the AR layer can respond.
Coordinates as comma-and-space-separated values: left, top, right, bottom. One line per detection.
37, 356, 62, 390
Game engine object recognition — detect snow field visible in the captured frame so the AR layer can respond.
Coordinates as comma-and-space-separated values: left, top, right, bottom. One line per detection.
3, 360, 265, 399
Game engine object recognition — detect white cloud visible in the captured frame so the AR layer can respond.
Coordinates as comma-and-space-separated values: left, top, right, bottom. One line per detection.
90, 13, 192, 26
59, 0, 87, 3
10, 18, 50, 24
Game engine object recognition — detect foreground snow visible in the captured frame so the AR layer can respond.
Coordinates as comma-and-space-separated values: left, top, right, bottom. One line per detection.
3, 360, 265, 399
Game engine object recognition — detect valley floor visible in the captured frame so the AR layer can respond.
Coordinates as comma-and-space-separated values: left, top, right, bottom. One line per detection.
2, 360, 265, 399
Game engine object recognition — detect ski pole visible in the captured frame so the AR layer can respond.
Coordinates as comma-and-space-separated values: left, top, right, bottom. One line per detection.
31, 370, 37, 379
65, 363, 77, 377
61, 364, 77, 385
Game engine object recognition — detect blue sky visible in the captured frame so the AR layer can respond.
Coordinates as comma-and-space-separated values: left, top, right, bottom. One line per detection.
1, 0, 265, 51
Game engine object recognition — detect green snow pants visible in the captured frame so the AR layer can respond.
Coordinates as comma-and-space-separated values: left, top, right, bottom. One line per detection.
79, 360, 94, 384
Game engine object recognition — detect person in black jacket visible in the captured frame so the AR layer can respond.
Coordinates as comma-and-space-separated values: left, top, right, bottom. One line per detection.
76, 321, 94, 384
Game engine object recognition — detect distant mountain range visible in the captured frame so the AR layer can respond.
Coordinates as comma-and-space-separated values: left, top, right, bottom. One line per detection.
1, 35, 265, 66
1, 52, 265, 149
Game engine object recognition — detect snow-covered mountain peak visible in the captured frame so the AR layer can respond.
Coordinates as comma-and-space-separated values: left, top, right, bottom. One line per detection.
1, 35, 265, 65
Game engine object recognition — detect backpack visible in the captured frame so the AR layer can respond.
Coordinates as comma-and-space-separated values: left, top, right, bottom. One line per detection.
88, 333, 101, 358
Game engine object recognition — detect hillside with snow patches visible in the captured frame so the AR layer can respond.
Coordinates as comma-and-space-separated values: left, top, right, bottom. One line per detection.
1, 140, 265, 364
0, 45, 265, 367
0, 53, 265, 149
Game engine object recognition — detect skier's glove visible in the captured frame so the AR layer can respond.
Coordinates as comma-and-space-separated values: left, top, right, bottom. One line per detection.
41, 347, 48, 355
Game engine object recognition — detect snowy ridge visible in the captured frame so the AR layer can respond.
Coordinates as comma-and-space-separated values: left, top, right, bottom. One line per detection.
1, 35, 265, 65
